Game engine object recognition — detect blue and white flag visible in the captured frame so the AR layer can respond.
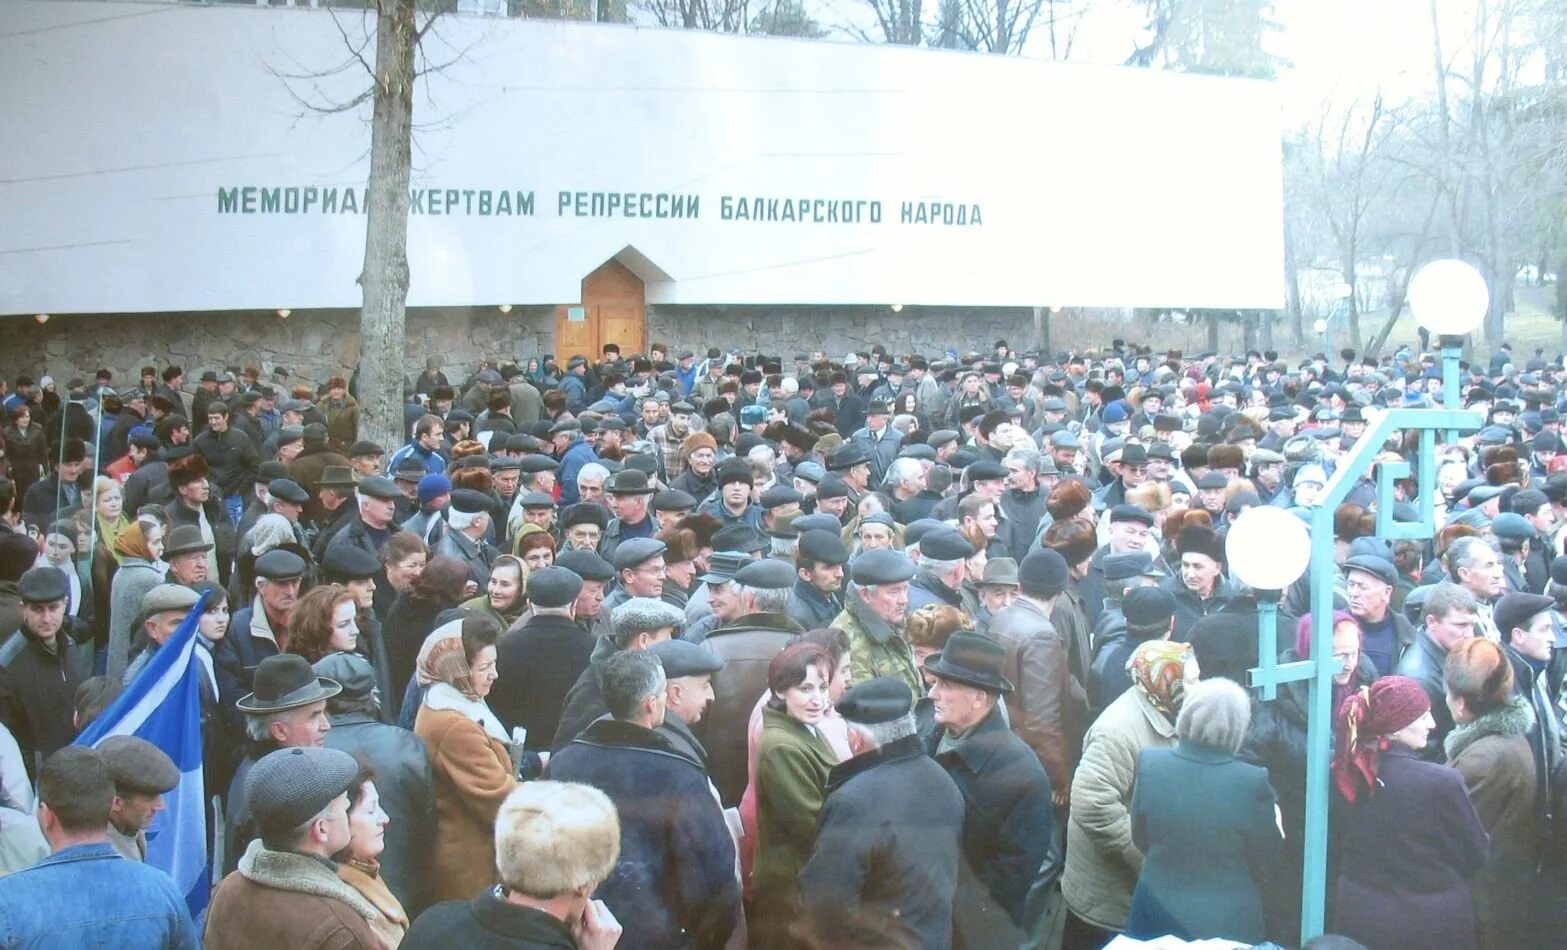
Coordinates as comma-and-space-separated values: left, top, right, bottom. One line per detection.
75, 592, 211, 918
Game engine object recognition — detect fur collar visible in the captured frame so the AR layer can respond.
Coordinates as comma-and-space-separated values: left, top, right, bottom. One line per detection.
1444, 694, 1535, 762
237, 839, 381, 922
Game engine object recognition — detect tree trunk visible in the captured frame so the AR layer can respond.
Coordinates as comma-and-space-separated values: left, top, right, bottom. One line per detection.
1033, 306, 1052, 356
1261, 305, 1275, 353
1242, 312, 1258, 353
357, 0, 417, 454
1284, 224, 1304, 344
1206, 312, 1220, 352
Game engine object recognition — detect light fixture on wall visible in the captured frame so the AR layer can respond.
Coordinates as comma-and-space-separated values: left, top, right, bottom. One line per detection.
890, 304, 903, 313
1050, 305, 1062, 314
277, 308, 291, 318
34, 313, 49, 324
498, 304, 513, 314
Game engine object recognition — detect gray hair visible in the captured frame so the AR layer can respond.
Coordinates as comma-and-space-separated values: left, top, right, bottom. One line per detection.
1421, 582, 1478, 621
243, 708, 294, 743
885, 457, 924, 489
247, 514, 295, 558
601, 650, 666, 720
769, 536, 798, 560
738, 583, 790, 613
1175, 678, 1251, 753
610, 597, 685, 645
747, 444, 777, 467
1445, 536, 1495, 577
1004, 447, 1044, 474
844, 712, 917, 749
577, 463, 609, 488
447, 506, 486, 534
919, 557, 963, 577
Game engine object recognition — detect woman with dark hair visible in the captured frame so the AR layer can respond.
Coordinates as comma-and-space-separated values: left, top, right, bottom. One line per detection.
285, 583, 361, 664
382, 555, 470, 712
334, 760, 409, 947
1444, 638, 1540, 950
2, 404, 46, 504
415, 615, 527, 906
462, 554, 528, 631
1331, 675, 1488, 950
748, 642, 839, 944
376, 531, 428, 619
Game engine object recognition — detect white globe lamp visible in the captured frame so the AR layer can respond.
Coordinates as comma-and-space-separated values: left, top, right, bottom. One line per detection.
1225, 506, 1311, 592
1407, 259, 1488, 337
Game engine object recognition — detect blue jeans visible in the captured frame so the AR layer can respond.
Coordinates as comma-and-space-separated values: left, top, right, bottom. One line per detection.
223, 495, 243, 526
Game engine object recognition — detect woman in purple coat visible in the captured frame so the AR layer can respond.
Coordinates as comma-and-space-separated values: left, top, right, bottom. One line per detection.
1331, 675, 1489, 950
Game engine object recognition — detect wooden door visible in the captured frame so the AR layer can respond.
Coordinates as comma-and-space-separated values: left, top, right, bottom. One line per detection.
554, 259, 646, 360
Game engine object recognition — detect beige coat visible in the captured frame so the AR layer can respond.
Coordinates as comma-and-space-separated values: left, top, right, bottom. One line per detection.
415, 706, 517, 905
1062, 683, 1176, 931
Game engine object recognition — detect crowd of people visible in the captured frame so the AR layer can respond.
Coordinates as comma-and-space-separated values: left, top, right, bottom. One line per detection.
0, 335, 1563, 949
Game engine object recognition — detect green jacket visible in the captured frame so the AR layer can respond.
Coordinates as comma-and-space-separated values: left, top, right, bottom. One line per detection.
830, 594, 922, 695
751, 705, 839, 937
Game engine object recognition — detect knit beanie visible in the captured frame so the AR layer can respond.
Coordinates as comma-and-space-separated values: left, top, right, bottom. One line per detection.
418, 473, 453, 505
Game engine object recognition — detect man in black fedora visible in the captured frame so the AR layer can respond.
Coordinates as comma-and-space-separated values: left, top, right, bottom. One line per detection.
826, 443, 874, 506
223, 653, 341, 875
923, 632, 1057, 947
600, 468, 658, 562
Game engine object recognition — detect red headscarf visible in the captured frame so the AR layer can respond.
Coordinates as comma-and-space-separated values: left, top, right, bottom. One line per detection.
1332, 675, 1430, 802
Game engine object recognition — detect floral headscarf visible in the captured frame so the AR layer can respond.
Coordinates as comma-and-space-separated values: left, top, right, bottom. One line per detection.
1128, 640, 1195, 721
416, 618, 477, 698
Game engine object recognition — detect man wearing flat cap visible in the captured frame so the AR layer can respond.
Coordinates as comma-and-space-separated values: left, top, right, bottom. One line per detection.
0, 567, 88, 778
215, 547, 308, 726
327, 474, 405, 561
831, 548, 923, 695
122, 583, 202, 686
697, 557, 804, 806
99, 735, 181, 863
799, 677, 964, 950
1495, 590, 1565, 819
553, 596, 685, 751
1343, 550, 1415, 677
434, 488, 501, 590
206, 746, 385, 949
602, 536, 667, 615
908, 528, 980, 615
923, 632, 1056, 945
649, 639, 725, 772
223, 653, 341, 876
316, 651, 434, 913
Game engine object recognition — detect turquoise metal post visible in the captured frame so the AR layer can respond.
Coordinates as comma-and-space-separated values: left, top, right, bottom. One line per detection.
1443, 340, 1462, 439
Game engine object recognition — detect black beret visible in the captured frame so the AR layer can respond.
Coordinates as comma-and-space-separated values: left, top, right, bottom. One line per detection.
322, 544, 381, 582
815, 475, 850, 500
836, 677, 914, 724
527, 567, 584, 609
17, 567, 68, 604
1018, 549, 1069, 598
733, 558, 794, 590
1123, 587, 1178, 628
267, 478, 309, 504
967, 460, 1007, 482
129, 431, 162, 451
653, 489, 697, 512
347, 440, 385, 458
919, 528, 976, 561
711, 524, 768, 554
648, 640, 724, 678
490, 456, 521, 472
449, 489, 493, 514
557, 549, 615, 582
798, 529, 850, 565
759, 485, 803, 510
850, 549, 916, 586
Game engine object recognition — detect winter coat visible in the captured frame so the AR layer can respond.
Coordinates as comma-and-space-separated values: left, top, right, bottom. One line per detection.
325, 711, 437, 915
908, 567, 965, 613
193, 426, 259, 498
214, 597, 285, 736
164, 497, 237, 586
205, 839, 389, 950
750, 705, 838, 944
106, 554, 165, 680
1162, 575, 1238, 640
1332, 748, 1488, 950
1446, 696, 1544, 950
0, 624, 88, 780
785, 578, 842, 632
1062, 682, 1177, 931
1504, 645, 1562, 829
848, 425, 902, 486
489, 613, 595, 751
546, 718, 740, 950
288, 445, 352, 525
382, 593, 449, 713
831, 593, 922, 696
693, 612, 801, 806
415, 705, 517, 906
988, 596, 1080, 794
402, 892, 577, 949
925, 704, 1056, 943
1000, 486, 1048, 562
555, 438, 597, 507
1126, 740, 1281, 943
435, 527, 499, 590
798, 734, 964, 950
552, 635, 621, 752
1396, 628, 1458, 759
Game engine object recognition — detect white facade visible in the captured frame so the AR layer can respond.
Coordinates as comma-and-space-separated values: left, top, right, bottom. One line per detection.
1, 1, 1286, 315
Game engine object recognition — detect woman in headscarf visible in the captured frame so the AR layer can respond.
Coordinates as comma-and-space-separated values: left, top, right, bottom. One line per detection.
89, 476, 133, 672
1062, 640, 1197, 947
1331, 675, 1488, 950
105, 519, 165, 680
414, 614, 536, 906
461, 554, 528, 631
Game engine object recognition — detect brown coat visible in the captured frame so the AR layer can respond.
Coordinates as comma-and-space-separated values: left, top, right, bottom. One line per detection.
415, 705, 518, 905
205, 839, 389, 950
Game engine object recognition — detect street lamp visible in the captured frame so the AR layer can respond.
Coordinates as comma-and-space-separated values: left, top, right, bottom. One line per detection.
1241, 259, 1487, 944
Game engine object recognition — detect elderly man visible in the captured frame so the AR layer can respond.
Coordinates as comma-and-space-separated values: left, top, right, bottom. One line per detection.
122, 583, 202, 685
1001, 448, 1051, 561
602, 536, 666, 614
850, 400, 903, 486
315, 651, 434, 914
163, 451, 234, 585
547, 650, 740, 949
832, 549, 923, 694
1081, 505, 1157, 630
206, 746, 382, 949
215, 549, 307, 725
0, 568, 88, 779
326, 475, 405, 560
886, 456, 940, 525
554, 596, 684, 751
1343, 549, 1416, 676
698, 558, 805, 806
788, 529, 849, 630
989, 549, 1078, 804
600, 469, 658, 562
493, 567, 591, 751
908, 528, 979, 614
799, 678, 964, 949
1395, 583, 1478, 759
99, 735, 181, 863
1165, 524, 1235, 639
649, 639, 725, 772
923, 632, 1056, 946
223, 653, 341, 876
0, 747, 198, 947
434, 489, 499, 590
1447, 535, 1505, 640
402, 782, 623, 948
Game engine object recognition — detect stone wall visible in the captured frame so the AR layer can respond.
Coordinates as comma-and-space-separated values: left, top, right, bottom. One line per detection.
0, 305, 554, 393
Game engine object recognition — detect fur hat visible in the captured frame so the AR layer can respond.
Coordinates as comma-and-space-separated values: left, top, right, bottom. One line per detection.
656, 528, 702, 565
681, 431, 718, 460
1486, 461, 1522, 486
1042, 519, 1097, 568
1045, 480, 1093, 521
167, 451, 209, 488
1479, 444, 1518, 469
674, 513, 723, 548
1206, 443, 1245, 471
1334, 503, 1375, 542
1176, 524, 1226, 564
1162, 507, 1213, 546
